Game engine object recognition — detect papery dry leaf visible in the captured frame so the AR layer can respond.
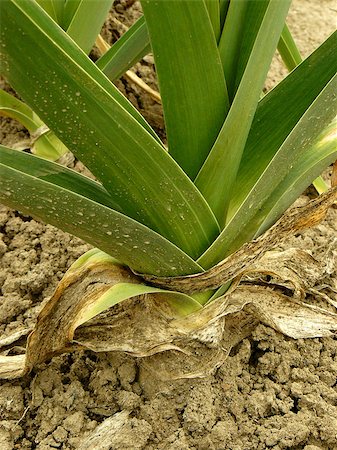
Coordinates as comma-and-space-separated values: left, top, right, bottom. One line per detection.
244, 243, 336, 298
234, 285, 337, 339
25, 262, 141, 371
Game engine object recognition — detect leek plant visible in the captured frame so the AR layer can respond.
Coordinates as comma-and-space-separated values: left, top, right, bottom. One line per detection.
0, 0, 337, 378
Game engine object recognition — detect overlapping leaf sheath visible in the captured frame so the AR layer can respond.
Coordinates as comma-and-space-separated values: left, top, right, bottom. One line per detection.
0, 189, 336, 380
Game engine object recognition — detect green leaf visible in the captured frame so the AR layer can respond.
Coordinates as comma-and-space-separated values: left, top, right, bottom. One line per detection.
65, 0, 113, 54
96, 15, 151, 81
278, 23, 302, 71
277, 23, 329, 195
312, 177, 329, 195
218, 0, 249, 101
68, 247, 113, 270
36, 0, 113, 54
33, 130, 68, 160
50, 0, 64, 23
0, 88, 42, 131
231, 0, 269, 92
35, 0, 62, 22
219, 0, 229, 29
141, 0, 229, 179
1, 0, 220, 259
24, 3, 158, 141
204, 0, 220, 42
77, 282, 202, 326
228, 31, 337, 221
61, 0, 81, 29
199, 75, 337, 268
195, 0, 291, 224
0, 89, 67, 160
256, 119, 337, 235
0, 145, 121, 209
0, 146, 203, 277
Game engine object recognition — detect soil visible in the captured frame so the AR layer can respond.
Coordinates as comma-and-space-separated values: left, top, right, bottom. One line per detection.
1, 1, 336, 449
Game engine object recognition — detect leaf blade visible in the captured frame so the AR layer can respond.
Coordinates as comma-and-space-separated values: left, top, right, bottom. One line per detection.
278, 22, 302, 71
0, 146, 203, 276
218, 0, 249, 101
256, 119, 337, 235
61, 0, 82, 29
77, 282, 203, 326
0, 88, 42, 131
65, 0, 113, 54
0, 89, 68, 160
35, 0, 59, 22
141, 0, 229, 179
228, 31, 337, 220
277, 23, 329, 194
96, 15, 151, 81
204, 0, 221, 42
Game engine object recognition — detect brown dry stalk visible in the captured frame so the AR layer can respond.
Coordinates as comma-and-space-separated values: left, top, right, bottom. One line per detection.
142, 187, 337, 294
